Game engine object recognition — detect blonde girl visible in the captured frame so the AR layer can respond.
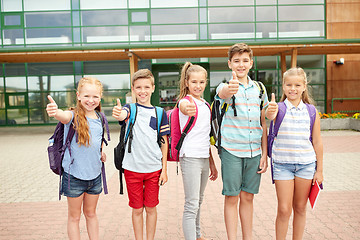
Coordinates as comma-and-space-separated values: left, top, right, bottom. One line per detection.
266, 67, 324, 240
46, 77, 108, 240
178, 62, 218, 240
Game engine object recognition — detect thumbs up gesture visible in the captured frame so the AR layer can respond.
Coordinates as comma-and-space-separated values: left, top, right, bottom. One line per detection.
112, 98, 125, 121
266, 93, 278, 120
228, 71, 240, 95
185, 96, 196, 117
46, 95, 58, 117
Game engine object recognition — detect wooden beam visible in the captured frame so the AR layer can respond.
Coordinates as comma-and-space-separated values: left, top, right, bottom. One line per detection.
280, 52, 287, 80
128, 53, 138, 103
291, 48, 298, 68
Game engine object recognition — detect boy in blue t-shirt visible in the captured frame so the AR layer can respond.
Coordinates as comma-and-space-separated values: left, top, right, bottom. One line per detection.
215, 43, 269, 239
112, 69, 170, 240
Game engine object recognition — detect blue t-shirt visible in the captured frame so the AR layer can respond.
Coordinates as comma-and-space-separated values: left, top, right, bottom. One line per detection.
62, 112, 103, 180
121, 104, 170, 173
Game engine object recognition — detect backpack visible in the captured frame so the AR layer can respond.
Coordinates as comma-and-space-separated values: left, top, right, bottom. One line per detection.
47, 110, 110, 200
114, 103, 164, 194
210, 80, 266, 152
167, 96, 211, 163
267, 101, 317, 183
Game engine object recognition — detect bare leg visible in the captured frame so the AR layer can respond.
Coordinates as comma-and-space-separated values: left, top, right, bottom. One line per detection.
275, 180, 294, 240
293, 177, 312, 240
239, 191, 254, 240
145, 206, 157, 240
132, 207, 144, 240
67, 194, 84, 240
224, 195, 239, 240
82, 193, 100, 240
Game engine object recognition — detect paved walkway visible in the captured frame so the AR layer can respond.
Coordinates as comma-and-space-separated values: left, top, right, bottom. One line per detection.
0, 127, 359, 239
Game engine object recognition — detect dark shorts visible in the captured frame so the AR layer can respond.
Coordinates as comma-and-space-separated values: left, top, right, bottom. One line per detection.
124, 169, 161, 209
61, 172, 102, 198
220, 148, 262, 196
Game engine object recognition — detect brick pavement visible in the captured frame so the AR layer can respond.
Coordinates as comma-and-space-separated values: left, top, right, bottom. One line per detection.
0, 128, 359, 240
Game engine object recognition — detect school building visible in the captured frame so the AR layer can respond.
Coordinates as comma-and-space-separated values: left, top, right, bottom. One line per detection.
0, 0, 359, 126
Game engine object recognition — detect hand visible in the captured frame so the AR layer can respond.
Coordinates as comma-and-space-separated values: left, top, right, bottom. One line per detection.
228, 71, 240, 95
257, 154, 268, 174
112, 98, 123, 120
184, 96, 196, 117
266, 93, 278, 120
46, 95, 58, 117
312, 171, 323, 185
101, 151, 107, 162
209, 163, 218, 181
158, 171, 168, 186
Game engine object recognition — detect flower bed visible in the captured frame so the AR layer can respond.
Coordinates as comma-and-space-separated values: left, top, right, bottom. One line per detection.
320, 112, 360, 131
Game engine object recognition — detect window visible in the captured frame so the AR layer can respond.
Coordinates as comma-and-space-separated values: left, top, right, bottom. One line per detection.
24, 0, 70, 11
83, 26, 128, 43
208, 7, 254, 23
1, 0, 22, 12
151, 0, 198, 8
25, 12, 71, 27
2, 13, 23, 28
129, 10, 150, 25
151, 8, 198, 24
82, 10, 128, 26
25, 28, 72, 44
80, 0, 127, 10
151, 25, 198, 41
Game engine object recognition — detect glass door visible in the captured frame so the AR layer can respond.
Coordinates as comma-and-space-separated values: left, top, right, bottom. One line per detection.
152, 63, 210, 110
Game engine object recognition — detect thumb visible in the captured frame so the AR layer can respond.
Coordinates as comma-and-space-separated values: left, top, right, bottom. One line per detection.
232, 71, 238, 81
271, 93, 276, 102
117, 98, 122, 108
47, 95, 56, 104
189, 96, 195, 104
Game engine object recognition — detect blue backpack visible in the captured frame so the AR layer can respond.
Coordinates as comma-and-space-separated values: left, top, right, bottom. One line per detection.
114, 103, 164, 194
47, 111, 110, 199
267, 102, 317, 183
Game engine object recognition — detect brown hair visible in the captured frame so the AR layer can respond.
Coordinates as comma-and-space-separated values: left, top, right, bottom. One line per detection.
228, 43, 253, 61
132, 69, 154, 86
178, 62, 208, 100
72, 76, 103, 146
280, 67, 314, 105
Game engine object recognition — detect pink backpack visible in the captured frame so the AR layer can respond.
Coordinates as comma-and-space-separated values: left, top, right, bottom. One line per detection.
167, 96, 210, 162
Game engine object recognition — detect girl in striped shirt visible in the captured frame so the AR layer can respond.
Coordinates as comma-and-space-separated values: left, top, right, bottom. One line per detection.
266, 67, 324, 240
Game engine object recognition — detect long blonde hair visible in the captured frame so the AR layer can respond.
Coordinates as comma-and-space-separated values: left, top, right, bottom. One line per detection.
280, 67, 314, 105
72, 77, 103, 146
178, 62, 207, 100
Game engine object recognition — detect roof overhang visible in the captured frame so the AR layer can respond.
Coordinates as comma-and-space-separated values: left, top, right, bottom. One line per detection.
0, 40, 360, 63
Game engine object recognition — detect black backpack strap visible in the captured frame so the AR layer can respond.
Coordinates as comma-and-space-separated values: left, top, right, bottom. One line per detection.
94, 111, 109, 195
231, 95, 237, 116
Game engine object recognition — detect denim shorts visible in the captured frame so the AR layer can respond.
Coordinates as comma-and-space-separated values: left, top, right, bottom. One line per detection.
273, 162, 316, 181
220, 147, 262, 196
61, 172, 102, 198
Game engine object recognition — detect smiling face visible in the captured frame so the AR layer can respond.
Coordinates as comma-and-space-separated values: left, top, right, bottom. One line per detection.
186, 71, 207, 100
76, 83, 102, 114
228, 52, 253, 82
132, 77, 155, 106
283, 75, 306, 105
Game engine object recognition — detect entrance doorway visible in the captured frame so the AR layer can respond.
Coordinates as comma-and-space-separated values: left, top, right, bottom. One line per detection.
151, 63, 210, 109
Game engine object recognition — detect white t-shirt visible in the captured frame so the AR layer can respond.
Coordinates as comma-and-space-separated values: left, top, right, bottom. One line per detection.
122, 104, 170, 173
178, 96, 211, 158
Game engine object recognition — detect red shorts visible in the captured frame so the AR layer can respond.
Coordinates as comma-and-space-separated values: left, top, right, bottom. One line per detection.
124, 169, 161, 209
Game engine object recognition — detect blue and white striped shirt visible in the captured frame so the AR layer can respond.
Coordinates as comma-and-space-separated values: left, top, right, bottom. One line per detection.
272, 99, 316, 164
215, 76, 269, 158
